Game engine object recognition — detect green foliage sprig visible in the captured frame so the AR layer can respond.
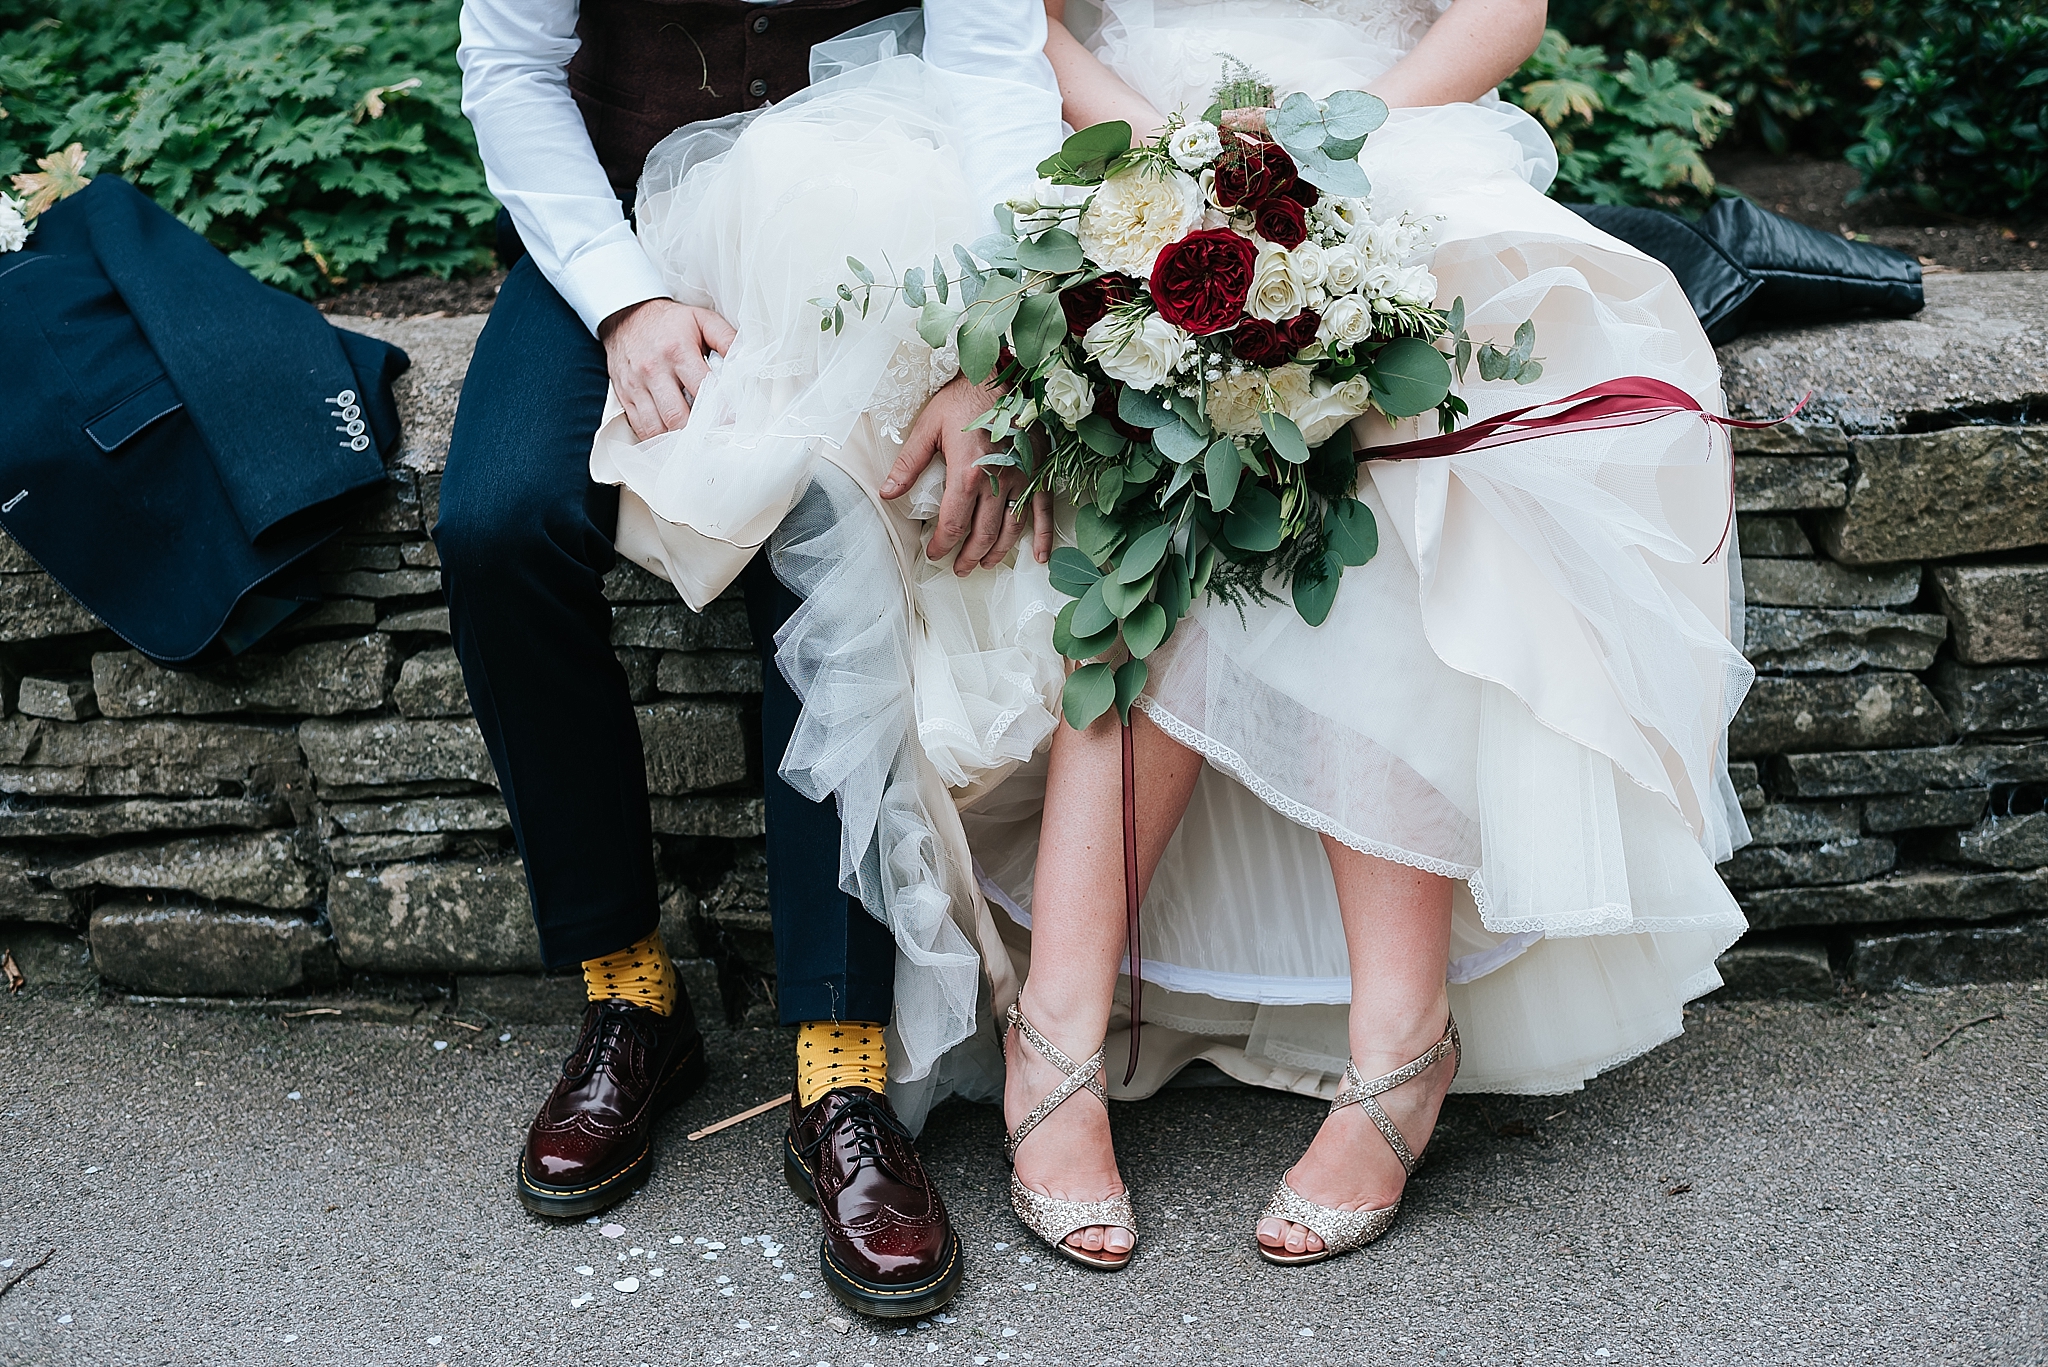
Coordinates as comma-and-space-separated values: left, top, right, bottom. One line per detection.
1846, 0, 2048, 218
1504, 29, 1733, 209
0, 0, 494, 296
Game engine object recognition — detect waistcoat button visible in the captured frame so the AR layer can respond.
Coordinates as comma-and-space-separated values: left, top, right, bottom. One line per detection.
748, 77, 768, 98
751, 13, 770, 32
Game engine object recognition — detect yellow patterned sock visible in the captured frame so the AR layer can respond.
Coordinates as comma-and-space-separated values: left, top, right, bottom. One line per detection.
580, 929, 678, 1016
795, 1020, 888, 1106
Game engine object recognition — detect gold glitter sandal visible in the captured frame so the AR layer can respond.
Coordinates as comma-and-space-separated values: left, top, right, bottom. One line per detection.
1003, 1002, 1137, 1272
1257, 1016, 1460, 1266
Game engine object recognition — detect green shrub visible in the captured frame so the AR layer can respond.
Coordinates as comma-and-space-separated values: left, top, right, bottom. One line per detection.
1547, 0, 1898, 155
1503, 29, 1732, 209
0, 0, 494, 296
1847, 0, 2048, 217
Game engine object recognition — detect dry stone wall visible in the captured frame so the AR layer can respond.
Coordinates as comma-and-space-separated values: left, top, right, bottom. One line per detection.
4, 275, 2047, 1015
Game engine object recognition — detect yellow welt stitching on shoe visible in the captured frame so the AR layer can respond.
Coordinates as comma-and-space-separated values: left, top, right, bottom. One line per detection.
518, 1147, 648, 1198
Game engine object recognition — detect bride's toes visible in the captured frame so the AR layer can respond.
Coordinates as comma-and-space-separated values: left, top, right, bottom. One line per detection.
1069, 1226, 1106, 1253
1255, 1217, 1324, 1255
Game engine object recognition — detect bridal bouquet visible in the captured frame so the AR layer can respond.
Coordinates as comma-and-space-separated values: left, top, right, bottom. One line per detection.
827, 81, 1539, 730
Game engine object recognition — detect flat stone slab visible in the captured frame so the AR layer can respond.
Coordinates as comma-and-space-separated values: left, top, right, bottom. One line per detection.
1742, 560, 1921, 609
326, 857, 542, 973
1711, 941, 1835, 998
1720, 271, 2048, 433
1772, 741, 2048, 797
1744, 608, 1946, 673
333, 314, 486, 475
89, 903, 334, 996
1933, 564, 2048, 664
1929, 660, 2048, 734
1729, 673, 1951, 758
1817, 426, 2048, 565
50, 831, 319, 910
1719, 835, 1895, 891
92, 636, 400, 718
1742, 865, 2048, 930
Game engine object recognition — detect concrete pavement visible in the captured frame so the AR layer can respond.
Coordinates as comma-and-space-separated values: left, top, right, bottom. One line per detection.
1, 981, 2043, 1366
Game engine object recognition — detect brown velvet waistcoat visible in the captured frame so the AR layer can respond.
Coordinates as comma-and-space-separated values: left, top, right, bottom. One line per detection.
569, 0, 911, 199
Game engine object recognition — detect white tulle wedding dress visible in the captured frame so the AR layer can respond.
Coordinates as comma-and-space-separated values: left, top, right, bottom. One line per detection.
591, 0, 1755, 1129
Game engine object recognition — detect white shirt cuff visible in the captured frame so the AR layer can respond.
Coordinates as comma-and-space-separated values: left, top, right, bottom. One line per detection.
553, 232, 673, 335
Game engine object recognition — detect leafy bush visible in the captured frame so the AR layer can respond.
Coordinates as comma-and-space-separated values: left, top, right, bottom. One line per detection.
0, 0, 494, 296
1847, 0, 2048, 217
1547, 0, 1899, 155
1503, 30, 1732, 209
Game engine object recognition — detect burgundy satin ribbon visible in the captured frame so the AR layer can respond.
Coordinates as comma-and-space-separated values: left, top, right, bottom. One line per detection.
1115, 377, 1809, 1088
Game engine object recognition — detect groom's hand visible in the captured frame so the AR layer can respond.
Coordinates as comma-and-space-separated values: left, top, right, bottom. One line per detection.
599, 298, 738, 441
881, 375, 1055, 575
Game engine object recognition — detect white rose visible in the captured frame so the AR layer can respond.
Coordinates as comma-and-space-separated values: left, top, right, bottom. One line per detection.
1083, 312, 1192, 392
1390, 262, 1438, 306
1321, 244, 1365, 295
1289, 374, 1377, 446
1205, 371, 1268, 438
1245, 243, 1307, 322
1267, 363, 1315, 415
1288, 242, 1328, 290
0, 195, 29, 253
1318, 294, 1375, 348
1168, 120, 1223, 172
1077, 166, 1205, 278
1041, 361, 1096, 427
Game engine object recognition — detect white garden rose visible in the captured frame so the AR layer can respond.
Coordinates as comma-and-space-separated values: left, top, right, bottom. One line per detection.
1321, 244, 1365, 295
1288, 241, 1328, 289
0, 195, 29, 253
1204, 370, 1268, 437
1266, 363, 1315, 416
1168, 120, 1223, 172
1389, 261, 1439, 306
1246, 242, 1308, 322
1318, 294, 1375, 348
1083, 312, 1193, 391
1076, 166, 1204, 277
1042, 361, 1096, 427
1285, 374, 1377, 445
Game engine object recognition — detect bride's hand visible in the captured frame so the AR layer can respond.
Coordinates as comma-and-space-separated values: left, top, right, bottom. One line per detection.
881, 375, 1055, 574
598, 297, 738, 441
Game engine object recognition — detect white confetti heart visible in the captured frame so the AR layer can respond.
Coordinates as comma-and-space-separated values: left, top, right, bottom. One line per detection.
575, 1266, 594, 1276
601, 1223, 625, 1239
570, 1293, 593, 1308
286, 1092, 301, 1101
650, 1268, 665, 1277
427, 1336, 443, 1346
613, 1277, 640, 1293
281, 1334, 297, 1343
670, 1236, 687, 1244
433, 1041, 448, 1051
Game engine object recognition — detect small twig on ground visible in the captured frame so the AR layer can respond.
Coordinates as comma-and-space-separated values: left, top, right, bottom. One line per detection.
0, 1250, 54, 1300
687, 1093, 794, 1142
1923, 1010, 2003, 1059
283, 1007, 343, 1019
444, 1019, 485, 1033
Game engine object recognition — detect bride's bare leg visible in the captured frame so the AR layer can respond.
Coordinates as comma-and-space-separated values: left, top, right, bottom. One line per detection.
1257, 841, 1456, 1256
1008, 706, 1202, 1257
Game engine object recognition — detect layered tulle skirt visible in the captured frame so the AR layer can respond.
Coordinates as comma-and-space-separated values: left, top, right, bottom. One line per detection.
591, 7, 1754, 1129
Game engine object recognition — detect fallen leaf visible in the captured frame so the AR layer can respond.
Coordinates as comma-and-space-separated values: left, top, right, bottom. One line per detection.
2, 950, 22, 994
1666, 1182, 1692, 1196
11, 143, 89, 215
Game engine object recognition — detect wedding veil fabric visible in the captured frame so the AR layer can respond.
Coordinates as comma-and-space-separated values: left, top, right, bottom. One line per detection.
591, 0, 1754, 1126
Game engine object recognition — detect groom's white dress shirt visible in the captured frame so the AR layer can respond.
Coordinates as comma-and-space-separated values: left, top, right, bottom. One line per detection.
457, 1, 1063, 334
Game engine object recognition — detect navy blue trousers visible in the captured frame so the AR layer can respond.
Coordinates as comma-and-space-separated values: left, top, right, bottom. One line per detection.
435, 255, 893, 1025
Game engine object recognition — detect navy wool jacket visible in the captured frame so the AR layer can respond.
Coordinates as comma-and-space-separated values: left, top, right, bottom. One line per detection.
0, 175, 406, 664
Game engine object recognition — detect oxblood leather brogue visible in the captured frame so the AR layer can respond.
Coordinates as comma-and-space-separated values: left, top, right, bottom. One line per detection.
783, 1087, 963, 1318
516, 997, 708, 1218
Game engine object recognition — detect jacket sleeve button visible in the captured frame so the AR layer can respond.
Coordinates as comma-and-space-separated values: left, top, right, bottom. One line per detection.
751, 13, 770, 33
748, 77, 768, 98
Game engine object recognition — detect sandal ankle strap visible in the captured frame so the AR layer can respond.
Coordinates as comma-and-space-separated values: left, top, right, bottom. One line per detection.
1330, 1015, 1460, 1176
1004, 1001, 1107, 1163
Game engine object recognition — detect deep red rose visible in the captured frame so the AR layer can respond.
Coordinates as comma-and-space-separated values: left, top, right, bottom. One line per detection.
1284, 310, 1321, 350
1230, 319, 1295, 367
1211, 136, 1298, 209
1149, 228, 1259, 335
1282, 177, 1320, 208
1060, 273, 1136, 336
1254, 195, 1310, 249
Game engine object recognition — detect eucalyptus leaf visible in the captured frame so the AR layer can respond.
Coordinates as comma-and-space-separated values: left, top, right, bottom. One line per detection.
952, 244, 986, 290
1071, 579, 1116, 637
1510, 318, 1537, 367
1223, 486, 1283, 552
1076, 414, 1129, 459
1291, 554, 1342, 627
1113, 658, 1149, 723
931, 255, 949, 303
1191, 542, 1218, 597
1157, 550, 1191, 624
918, 301, 961, 350
1122, 601, 1168, 660
1011, 292, 1068, 369
1325, 496, 1378, 566
958, 292, 1017, 384
903, 267, 927, 308
1124, 451, 1161, 484
1321, 132, 1368, 162
1116, 524, 1174, 583
1291, 143, 1372, 197
1116, 386, 1180, 430
1323, 89, 1388, 138
1516, 359, 1543, 384
1096, 467, 1125, 511
1204, 439, 1243, 512
1261, 410, 1311, 465
1162, 459, 1195, 502
1099, 568, 1155, 618
969, 233, 1020, 269
1016, 227, 1085, 273
1367, 336, 1453, 418
1476, 345, 1507, 383
1062, 661, 1117, 729
975, 449, 1020, 469
1037, 120, 1133, 184
1153, 420, 1207, 464
846, 256, 876, 285
1075, 503, 1122, 563
1168, 391, 1206, 432
1048, 546, 1104, 598
1053, 600, 1120, 659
